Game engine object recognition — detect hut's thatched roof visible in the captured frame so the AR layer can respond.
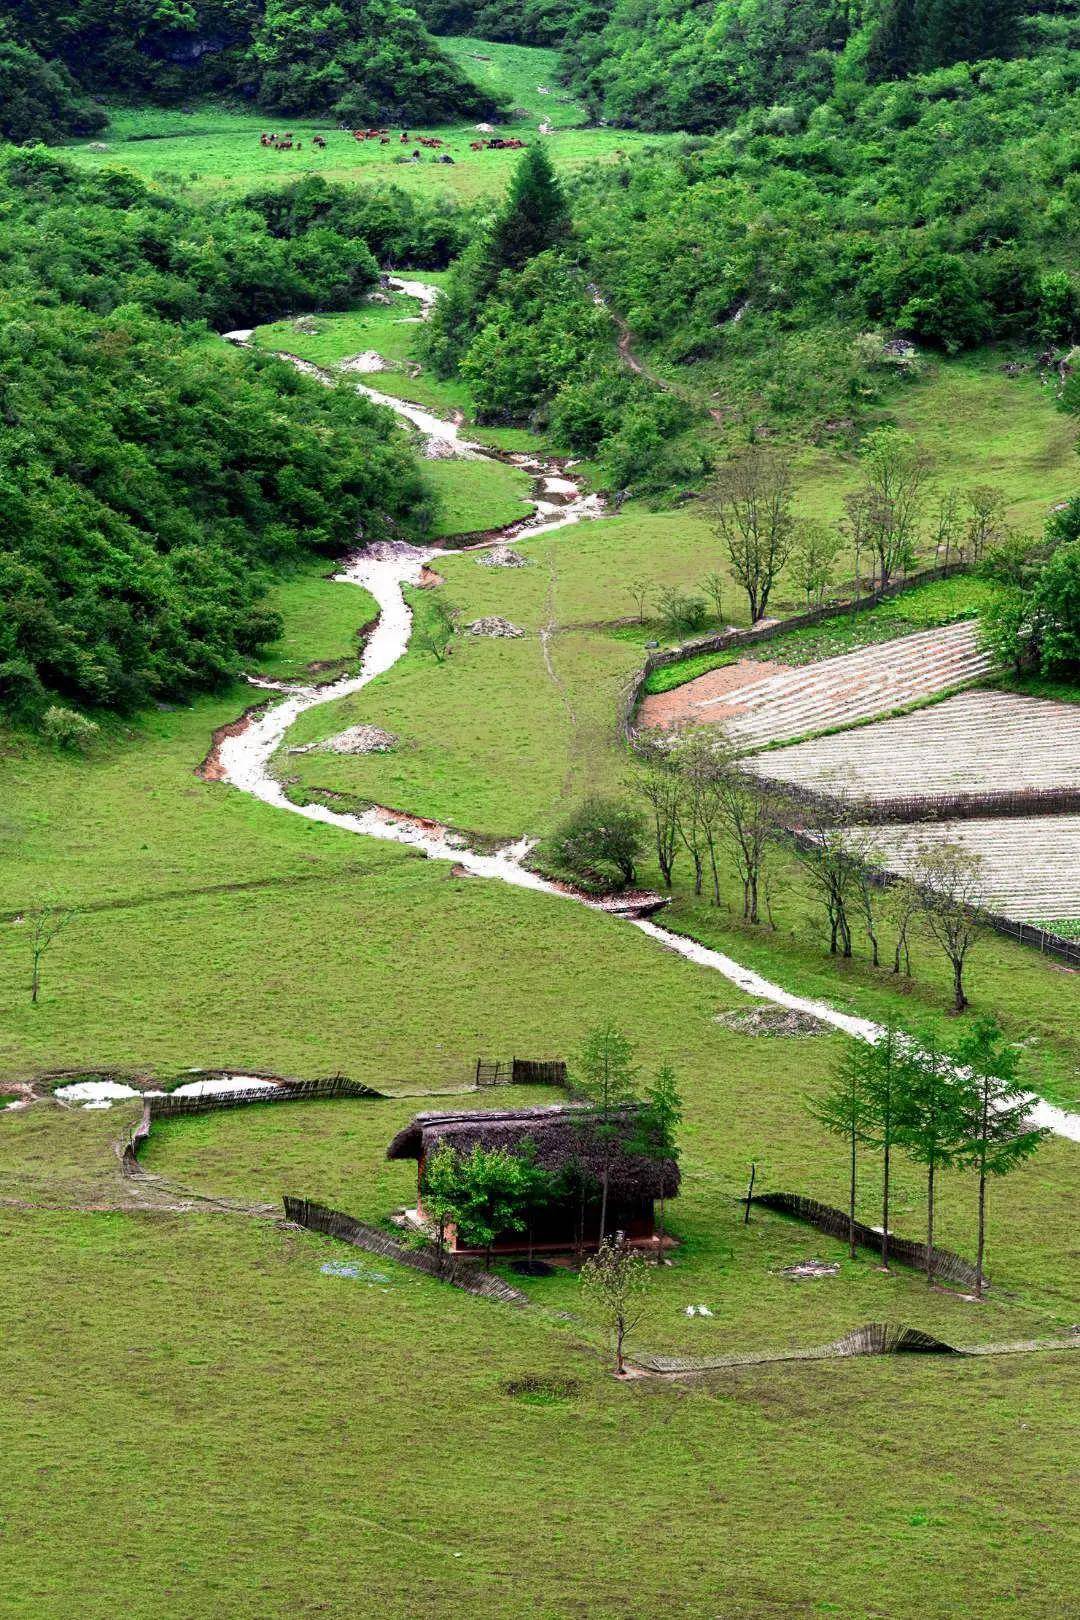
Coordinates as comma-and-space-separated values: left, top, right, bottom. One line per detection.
387, 1104, 679, 1200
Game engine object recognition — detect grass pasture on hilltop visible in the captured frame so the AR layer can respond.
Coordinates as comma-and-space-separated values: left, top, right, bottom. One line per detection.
62, 39, 672, 204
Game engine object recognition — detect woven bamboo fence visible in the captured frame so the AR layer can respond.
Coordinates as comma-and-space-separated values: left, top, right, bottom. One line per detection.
750, 1191, 981, 1288
776, 779, 1080, 828
475, 1057, 568, 1087
283, 1196, 530, 1306
148, 1074, 384, 1119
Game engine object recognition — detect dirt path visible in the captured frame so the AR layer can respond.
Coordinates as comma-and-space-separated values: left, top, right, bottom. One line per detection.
609, 300, 726, 424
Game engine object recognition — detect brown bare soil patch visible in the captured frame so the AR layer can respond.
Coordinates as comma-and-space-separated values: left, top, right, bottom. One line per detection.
639, 658, 793, 730
196, 700, 269, 782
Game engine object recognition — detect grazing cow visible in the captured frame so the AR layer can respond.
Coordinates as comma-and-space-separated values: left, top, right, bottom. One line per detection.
313, 135, 326, 149
400, 131, 409, 143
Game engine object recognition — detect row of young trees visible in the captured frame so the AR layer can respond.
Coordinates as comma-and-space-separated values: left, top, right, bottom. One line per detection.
704, 437, 1012, 627
813, 1018, 1046, 1297
624, 732, 990, 1012
420, 1025, 682, 1269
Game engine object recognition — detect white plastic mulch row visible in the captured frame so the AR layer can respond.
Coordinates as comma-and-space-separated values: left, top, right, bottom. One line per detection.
53, 1075, 278, 1109
854, 815, 1080, 923
695, 621, 994, 748
749, 690, 1080, 802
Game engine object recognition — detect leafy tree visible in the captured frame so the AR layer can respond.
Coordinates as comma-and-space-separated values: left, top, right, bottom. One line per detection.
581, 1232, 650, 1375
811, 1041, 875, 1259
952, 1018, 1046, 1299
437, 1144, 536, 1270
634, 1065, 682, 1263
0, 30, 106, 144
550, 795, 646, 891
895, 1030, 968, 1287
421, 1143, 461, 1260
6, 0, 501, 134
703, 449, 795, 623
573, 1023, 639, 1243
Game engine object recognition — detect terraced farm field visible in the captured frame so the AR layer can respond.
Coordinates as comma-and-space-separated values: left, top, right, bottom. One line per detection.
750, 690, 1080, 804
639, 620, 995, 747
860, 815, 1080, 923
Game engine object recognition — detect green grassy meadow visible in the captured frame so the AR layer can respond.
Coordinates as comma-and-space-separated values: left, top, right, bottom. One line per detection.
3, 137, 1079, 1614
62, 40, 673, 205
2, 520, 1078, 1616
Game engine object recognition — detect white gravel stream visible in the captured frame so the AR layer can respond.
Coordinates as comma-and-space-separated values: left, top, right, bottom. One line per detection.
215, 280, 1079, 1146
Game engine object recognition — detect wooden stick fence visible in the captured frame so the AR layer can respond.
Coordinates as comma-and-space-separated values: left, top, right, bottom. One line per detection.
750, 1191, 982, 1288
148, 1075, 384, 1119
283, 1196, 529, 1305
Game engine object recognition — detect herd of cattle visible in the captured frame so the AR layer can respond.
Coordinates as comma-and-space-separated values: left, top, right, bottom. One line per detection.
258, 130, 528, 161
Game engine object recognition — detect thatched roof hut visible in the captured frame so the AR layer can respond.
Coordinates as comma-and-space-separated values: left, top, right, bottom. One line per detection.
388, 1104, 679, 1254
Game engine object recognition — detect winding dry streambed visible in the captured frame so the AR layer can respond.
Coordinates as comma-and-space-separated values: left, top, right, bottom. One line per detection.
216, 280, 1079, 1145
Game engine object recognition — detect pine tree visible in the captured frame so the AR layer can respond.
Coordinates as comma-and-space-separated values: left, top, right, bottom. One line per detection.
811, 1042, 874, 1259
482, 144, 571, 282
952, 1018, 1046, 1299
574, 1023, 639, 1243
861, 1026, 907, 1272
635, 1065, 682, 1264
896, 1030, 968, 1287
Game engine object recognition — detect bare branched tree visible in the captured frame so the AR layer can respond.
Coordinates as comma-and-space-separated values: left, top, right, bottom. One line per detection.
882, 873, 922, 977
914, 841, 987, 1012
29, 902, 75, 1005
671, 731, 725, 904
627, 729, 683, 889
628, 579, 651, 624
703, 448, 795, 623
789, 793, 879, 959
701, 570, 727, 624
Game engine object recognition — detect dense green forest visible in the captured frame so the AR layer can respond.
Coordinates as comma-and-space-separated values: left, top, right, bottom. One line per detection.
421, 46, 1079, 463
416, 0, 1080, 133
0, 150, 461, 721
568, 49, 1080, 415
0, 0, 500, 143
